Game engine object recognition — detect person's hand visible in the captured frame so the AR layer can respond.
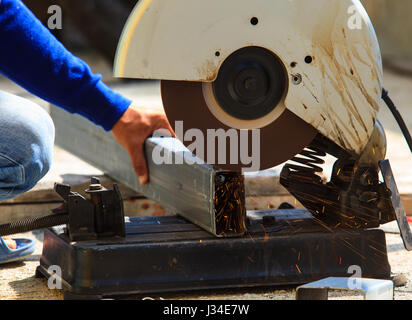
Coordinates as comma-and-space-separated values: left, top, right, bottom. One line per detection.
112, 103, 175, 185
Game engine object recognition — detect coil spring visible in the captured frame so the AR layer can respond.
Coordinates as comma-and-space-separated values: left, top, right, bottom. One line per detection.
0, 214, 69, 237
283, 141, 327, 182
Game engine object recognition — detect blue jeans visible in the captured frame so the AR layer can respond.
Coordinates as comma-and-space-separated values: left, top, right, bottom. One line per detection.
0, 90, 55, 201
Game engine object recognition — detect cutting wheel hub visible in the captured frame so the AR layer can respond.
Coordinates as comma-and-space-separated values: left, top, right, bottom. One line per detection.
213, 46, 287, 120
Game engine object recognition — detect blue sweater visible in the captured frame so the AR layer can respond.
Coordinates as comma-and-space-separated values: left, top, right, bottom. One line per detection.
0, 0, 131, 131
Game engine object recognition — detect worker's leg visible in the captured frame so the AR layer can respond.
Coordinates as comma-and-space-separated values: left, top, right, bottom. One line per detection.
0, 90, 55, 202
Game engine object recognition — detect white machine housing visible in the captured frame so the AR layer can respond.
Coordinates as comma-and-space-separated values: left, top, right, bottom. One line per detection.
114, 0, 383, 156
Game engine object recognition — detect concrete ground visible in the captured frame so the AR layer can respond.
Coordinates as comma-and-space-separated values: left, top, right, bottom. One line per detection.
1, 60, 412, 299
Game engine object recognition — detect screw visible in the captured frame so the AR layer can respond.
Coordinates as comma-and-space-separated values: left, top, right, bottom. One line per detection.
292, 74, 302, 85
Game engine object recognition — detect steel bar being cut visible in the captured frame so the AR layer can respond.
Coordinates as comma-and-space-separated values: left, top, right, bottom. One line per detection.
0, 138, 247, 238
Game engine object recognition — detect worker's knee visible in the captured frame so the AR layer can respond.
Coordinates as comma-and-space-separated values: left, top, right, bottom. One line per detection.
0, 91, 55, 200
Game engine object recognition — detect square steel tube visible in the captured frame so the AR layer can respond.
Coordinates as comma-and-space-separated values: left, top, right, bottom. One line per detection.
141, 137, 246, 237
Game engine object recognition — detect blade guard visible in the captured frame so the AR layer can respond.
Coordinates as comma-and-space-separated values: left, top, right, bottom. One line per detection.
114, 0, 383, 156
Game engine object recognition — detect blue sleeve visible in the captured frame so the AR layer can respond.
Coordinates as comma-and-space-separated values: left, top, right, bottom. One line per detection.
0, 0, 131, 131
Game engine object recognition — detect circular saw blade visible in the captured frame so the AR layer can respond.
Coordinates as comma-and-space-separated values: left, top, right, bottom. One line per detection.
161, 80, 317, 172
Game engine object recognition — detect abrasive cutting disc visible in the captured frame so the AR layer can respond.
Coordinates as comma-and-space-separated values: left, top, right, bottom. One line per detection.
161, 80, 318, 172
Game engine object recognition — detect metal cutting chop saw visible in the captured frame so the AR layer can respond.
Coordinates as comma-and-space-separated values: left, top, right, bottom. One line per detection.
115, 0, 412, 241
8, 0, 412, 299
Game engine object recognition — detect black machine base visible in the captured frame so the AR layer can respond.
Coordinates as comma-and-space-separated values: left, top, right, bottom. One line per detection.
36, 210, 391, 300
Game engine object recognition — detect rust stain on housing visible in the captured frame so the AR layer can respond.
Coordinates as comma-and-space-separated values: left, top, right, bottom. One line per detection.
306, 22, 380, 153
197, 58, 218, 81
292, 2, 382, 155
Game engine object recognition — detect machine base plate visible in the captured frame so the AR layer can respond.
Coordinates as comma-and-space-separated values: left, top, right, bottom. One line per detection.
36, 210, 391, 300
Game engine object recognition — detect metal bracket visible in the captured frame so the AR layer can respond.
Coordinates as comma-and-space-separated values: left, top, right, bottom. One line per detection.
379, 159, 412, 251
296, 277, 394, 300
0, 178, 125, 241
60, 178, 126, 241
